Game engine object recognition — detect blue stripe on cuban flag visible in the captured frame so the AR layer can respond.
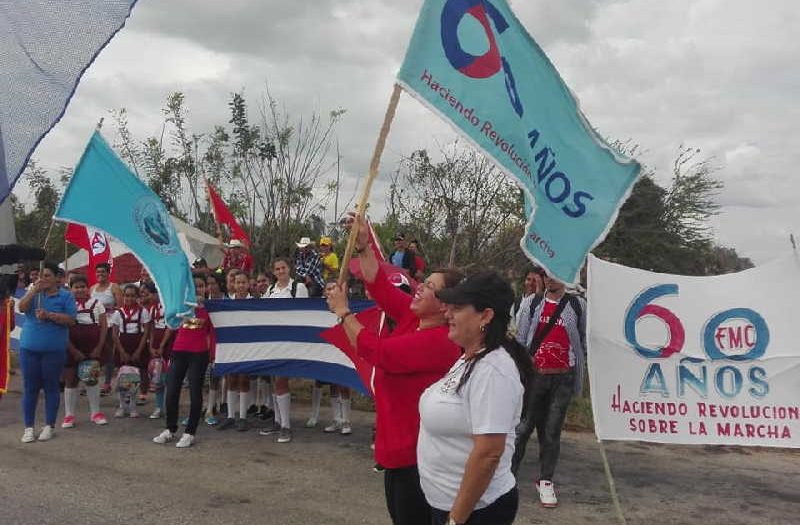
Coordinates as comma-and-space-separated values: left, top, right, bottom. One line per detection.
206, 298, 373, 395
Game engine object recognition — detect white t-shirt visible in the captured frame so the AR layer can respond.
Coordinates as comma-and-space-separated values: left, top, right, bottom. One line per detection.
266, 279, 309, 299
75, 298, 106, 326
110, 307, 151, 334
417, 347, 523, 511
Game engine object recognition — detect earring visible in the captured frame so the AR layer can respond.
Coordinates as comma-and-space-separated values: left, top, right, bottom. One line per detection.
480, 324, 486, 333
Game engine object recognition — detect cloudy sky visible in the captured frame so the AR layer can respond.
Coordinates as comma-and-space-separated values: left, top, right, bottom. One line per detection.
16, 0, 800, 265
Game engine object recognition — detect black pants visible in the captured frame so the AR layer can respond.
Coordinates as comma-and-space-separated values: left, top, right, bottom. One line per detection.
512, 371, 574, 480
384, 465, 431, 525
165, 351, 209, 435
431, 487, 518, 525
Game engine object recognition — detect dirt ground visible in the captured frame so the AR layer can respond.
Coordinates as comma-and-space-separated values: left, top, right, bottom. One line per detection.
0, 374, 797, 525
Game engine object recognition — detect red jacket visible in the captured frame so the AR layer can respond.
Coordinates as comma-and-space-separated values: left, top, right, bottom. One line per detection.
357, 267, 461, 469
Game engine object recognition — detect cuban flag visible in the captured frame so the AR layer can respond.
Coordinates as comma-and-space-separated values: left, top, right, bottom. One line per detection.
207, 298, 374, 395
0, 0, 138, 205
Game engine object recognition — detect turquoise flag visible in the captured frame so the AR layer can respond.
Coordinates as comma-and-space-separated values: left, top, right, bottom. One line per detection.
55, 131, 195, 328
398, 0, 641, 283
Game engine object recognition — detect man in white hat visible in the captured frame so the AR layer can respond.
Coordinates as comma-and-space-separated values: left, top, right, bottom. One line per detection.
294, 236, 324, 297
222, 238, 253, 275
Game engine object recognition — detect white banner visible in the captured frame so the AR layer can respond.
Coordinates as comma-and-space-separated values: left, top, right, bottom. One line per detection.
587, 254, 800, 447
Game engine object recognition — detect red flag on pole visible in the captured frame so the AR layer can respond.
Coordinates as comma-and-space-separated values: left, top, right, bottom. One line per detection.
206, 181, 251, 247
65, 223, 113, 286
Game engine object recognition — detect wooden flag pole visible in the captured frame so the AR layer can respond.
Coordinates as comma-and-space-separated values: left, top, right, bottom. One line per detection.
338, 83, 402, 287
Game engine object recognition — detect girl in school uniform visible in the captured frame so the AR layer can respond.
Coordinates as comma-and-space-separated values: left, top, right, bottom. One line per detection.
110, 284, 151, 418
63, 275, 108, 428
217, 271, 254, 432
143, 283, 172, 418
90, 263, 122, 395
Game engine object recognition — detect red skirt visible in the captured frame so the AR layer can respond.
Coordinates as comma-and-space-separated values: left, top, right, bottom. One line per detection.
67, 324, 102, 367
150, 327, 173, 361
116, 332, 148, 367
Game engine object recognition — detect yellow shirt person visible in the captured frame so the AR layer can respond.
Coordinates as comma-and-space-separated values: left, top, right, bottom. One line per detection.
319, 236, 339, 281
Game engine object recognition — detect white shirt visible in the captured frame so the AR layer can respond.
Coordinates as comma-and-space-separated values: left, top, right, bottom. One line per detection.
75, 298, 106, 326
266, 278, 309, 299
417, 348, 523, 511
110, 307, 151, 334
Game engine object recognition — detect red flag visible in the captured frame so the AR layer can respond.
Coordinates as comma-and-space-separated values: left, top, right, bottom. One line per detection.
206, 181, 251, 247
0, 298, 14, 396
65, 223, 113, 286
321, 306, 389, 397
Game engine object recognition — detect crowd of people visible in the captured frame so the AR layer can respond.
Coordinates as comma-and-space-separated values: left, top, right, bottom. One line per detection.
11, 220, 587, 525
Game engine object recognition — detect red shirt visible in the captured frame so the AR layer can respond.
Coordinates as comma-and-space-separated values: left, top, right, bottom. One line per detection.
171, 307, 216, 359
357, 266, 461, 469
222, 250, 254, 274
534, 298, 572, 370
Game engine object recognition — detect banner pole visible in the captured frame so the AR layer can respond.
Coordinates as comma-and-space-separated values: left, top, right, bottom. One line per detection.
598, 440, 627, 525
338, 83, 402, 286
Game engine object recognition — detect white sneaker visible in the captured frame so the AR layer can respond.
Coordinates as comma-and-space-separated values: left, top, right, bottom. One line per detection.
305, 417, 318, 428
21, 427, 35, 443
114, 407, 126, 418
340, 422, 352, 435
38, 425, 54, 442
152, 429, 174, 444
175, 433, 195, 448
324, 421, 342, 433
536, 480, 558, 508
149, 408, 162, 419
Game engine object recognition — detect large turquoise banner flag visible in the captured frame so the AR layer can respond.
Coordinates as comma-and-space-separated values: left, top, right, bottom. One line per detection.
55, 131, 195, 328
398, 0, 641, 283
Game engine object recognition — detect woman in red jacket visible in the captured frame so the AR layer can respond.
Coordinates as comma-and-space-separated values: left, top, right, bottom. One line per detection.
326, 213, 463, 525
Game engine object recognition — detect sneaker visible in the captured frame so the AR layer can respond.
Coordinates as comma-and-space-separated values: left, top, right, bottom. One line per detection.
236, 418, 250, 432
38, 425, 54, 441
276, 427, 292, 443
258, 405, 273, 421
259, 421, 282, 436
61, 415, 76, 429
205, 415, 219, 426
536, 480, 558, 508
136, 395, 147, 406
114, 407, 126, 418
91, 412, 108, 425
152, 429, 174, 444
175, 433, 195, 448
149, 409, 162, 419
324, 421, 342, 433
21, 427, 35, 443
340, 422, 352, 435
247, 404, 259, 417
305, 417, 318, 428
129, 410, 140, 419
216, 417, 236, 431
372, 463, 385, 473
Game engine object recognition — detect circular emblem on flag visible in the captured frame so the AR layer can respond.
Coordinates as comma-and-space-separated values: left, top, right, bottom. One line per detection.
133, 197, 178, 255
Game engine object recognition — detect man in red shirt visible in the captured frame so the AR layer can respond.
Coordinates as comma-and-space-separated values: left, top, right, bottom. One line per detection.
512, 273, 586, 509
221, 239, 253, 275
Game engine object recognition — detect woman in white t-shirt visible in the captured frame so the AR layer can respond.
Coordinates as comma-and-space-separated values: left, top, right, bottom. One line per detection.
418, 272, 531, 525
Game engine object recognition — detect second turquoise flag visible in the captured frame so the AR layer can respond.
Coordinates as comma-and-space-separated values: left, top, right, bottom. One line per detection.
398, 0, 640, 283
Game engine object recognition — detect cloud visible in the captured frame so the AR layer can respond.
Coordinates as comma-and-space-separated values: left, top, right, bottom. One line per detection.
14, 0, 800, 266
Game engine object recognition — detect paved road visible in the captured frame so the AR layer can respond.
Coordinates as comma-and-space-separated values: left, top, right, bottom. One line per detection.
0, 380, 797, 524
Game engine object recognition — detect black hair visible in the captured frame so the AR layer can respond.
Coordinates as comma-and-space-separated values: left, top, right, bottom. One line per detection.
207, 272, 226, 294
41, 262, 60, 277
143, 282, 158, 294
69, 274, 89, 287
122, 283, 139, 296
95, 262, 111, 272
455, 274, 533, 395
